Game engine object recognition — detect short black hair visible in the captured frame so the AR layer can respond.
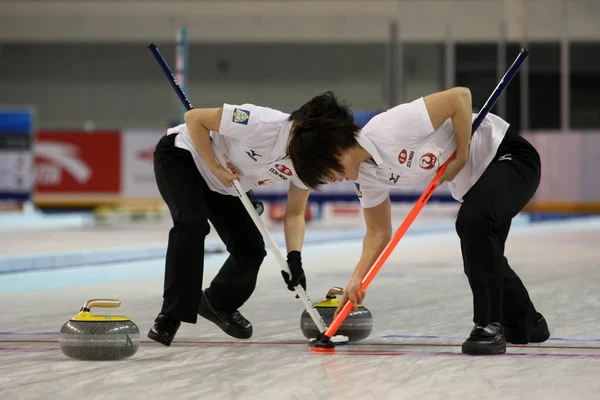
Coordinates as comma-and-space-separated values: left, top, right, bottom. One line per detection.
289, 91, 354, 124
288, 92, 360, 189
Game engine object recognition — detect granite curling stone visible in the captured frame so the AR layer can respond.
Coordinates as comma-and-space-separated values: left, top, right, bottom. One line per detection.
59, 299, 140, 361
300, 287, 373, 342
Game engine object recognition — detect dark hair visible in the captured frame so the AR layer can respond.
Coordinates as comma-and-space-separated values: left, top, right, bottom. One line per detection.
288, 92, 360, 189
289, 91, 354, 124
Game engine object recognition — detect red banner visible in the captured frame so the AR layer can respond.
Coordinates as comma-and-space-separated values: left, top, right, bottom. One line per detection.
35, 131, 121, 194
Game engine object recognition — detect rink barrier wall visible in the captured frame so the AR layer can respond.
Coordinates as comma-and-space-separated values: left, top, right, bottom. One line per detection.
31, 130, 600, 213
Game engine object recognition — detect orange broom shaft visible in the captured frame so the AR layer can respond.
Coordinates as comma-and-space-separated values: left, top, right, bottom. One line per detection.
323, 153, 455, 338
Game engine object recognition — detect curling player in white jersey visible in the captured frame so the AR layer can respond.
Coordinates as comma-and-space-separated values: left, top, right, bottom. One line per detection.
148, 96, 352, 346
288, 89, 550, 355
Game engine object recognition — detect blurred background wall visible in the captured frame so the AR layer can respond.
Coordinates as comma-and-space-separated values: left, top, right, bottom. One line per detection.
0, 0, 598, 215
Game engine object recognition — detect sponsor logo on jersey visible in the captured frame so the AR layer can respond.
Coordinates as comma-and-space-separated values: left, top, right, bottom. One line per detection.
246, 149, 261, 161
275, 164, 293, 176
419, 153, 437, 170
256, 179, 275, 186
232, 108, 250, 125
498, 154, 512, 162
406, 150, 415, 168
354, 182, 362, 198
398, 149, 407, 164
268, 164, 291, 180
389, 173, 400, 184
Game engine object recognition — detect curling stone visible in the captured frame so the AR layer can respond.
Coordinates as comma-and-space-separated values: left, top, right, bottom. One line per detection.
59, 299, 140, 361
300, 287, 373, 342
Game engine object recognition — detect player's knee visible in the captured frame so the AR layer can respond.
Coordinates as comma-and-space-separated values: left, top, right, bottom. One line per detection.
241, 241, 267, 268
455, 208, 493, 236
244, 240, 267, 266
173, 216, 210, 236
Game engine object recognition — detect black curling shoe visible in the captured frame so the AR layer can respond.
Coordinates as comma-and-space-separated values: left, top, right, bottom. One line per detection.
197, 292, 253, 339
529, 313, 550, 343
148, 313, 181, 346
462, 324, 506, 355
504, 312, 550, 345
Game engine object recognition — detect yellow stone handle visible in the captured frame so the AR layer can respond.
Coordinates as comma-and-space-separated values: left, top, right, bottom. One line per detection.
323, 287, 364, 307
327, 287, 344, 298
82, 299, 121, 310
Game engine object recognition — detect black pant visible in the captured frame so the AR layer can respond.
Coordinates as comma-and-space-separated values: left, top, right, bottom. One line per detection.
153, 134, 266, 323
455, 134, 541, 341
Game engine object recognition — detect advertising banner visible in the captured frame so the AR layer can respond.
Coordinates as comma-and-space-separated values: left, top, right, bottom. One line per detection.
34, 131, 121, 196
121, 129, 163, 199
522, 131, 600, 209
0, 108, 35, 203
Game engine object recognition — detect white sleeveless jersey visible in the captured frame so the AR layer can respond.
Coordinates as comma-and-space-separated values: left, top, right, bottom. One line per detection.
354, 97, 510, 208
167, 103, 308, 196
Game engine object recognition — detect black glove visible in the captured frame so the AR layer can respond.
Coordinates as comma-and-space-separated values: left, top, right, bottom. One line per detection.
245, 190, 264, 216
282, 250, 307, 292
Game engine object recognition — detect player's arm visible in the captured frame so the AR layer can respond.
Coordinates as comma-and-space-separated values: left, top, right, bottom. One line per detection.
284, 182, 311, 253
351, 197, 393, 281
281, 182, 312, 291
335, 197, 392, 314
183, 108, 224, 171
422, 87, 472, 163
184, 108, 238, 185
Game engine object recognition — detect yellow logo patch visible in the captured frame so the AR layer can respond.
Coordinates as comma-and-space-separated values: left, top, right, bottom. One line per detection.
232, 108, 250, 125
